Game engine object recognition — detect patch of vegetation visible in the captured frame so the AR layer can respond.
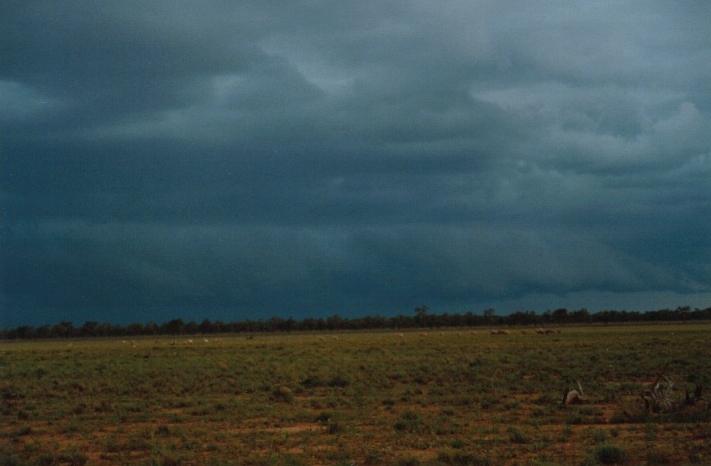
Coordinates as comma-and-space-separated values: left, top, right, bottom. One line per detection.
0, 325, 709, 465
595, 444, 628, 464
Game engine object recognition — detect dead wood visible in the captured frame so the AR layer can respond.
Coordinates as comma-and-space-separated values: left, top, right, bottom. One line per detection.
685, 385, 705, 406
638, 365, 708, 414
562, 380, 585, 405
641, 364, 677, 413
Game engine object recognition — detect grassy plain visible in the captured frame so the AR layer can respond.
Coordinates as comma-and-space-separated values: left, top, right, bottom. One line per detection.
1, 324, 710, 465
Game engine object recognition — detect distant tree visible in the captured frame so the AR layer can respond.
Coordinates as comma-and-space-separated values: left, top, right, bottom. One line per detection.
52, 321, 74, 338
676, 306, 691, 322
163, 318, 185, 335
184, 320, 199, 334
144, 322, 159, 335
463, 311, 477, 327
126, 322, 144, 336
199, 319, 213, 334
300, 317, 316, 331
326, 314, 345, 330
483, 308, 495, 324
16, 325, 37, 339
36, 325, 51, 339
97, 322, 114, 337
508, 311, 537, 326
570, 308, 591, 323
212, 320, 226, 333
389, 314, 410, 329
415, 305, 430, 327
80, 321, 99, 337
552, 308, 568, 323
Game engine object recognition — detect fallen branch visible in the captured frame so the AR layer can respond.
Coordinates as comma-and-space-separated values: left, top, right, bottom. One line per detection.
641, 364, 677, 413
562, 381, 585, 405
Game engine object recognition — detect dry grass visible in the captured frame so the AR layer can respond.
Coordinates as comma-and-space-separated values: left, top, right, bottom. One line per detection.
1, 324, 710, 465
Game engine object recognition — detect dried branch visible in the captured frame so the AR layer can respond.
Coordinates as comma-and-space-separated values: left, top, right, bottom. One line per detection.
562, 381, 585, 405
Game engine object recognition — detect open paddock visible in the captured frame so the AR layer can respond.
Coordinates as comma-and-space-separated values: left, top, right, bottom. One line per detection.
2, 324, 710, 465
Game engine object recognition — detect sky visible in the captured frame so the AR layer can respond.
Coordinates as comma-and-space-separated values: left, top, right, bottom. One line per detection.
1, 1, 710, 328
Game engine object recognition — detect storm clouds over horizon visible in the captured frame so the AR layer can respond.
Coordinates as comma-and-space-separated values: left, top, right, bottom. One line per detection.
2, 2, 710, 327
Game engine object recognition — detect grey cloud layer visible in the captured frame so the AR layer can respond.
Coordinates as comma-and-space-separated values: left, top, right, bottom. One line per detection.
1, 1, 710, 326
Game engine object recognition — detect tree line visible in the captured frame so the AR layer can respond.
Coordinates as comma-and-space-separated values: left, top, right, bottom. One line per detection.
1, 305, 710, 340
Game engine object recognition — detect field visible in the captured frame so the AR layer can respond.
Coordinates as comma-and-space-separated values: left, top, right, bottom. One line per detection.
1, 324, 710, 465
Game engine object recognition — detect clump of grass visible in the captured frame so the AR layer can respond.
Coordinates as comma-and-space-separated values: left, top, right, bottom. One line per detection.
580, 427, 609, 444
157, 452, 182, 466
397, 457, 420, 466
325, 420, 342, 434
58, 448, 88, 466
314, 411, 333, 423
364, 449, 381, 464
646, 449, 673, 465
595, 444, 628, 465
394, 410, 423, 433
328, 374, 350, 388
270, 386, 294, 403
300, 375, 323, 388
436, 450, 491, 465
14, 426, 32, 437
506, 425, 529, 444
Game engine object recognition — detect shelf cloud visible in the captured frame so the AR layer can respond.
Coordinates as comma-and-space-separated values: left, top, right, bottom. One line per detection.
2, 1, 710, 326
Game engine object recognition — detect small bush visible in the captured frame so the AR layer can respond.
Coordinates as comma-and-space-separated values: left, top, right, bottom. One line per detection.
158, 453, 182, 466
271, 386, 294, 403
325, 420, 342, 434
364, 449, 381, 464
450, 439, 465, 449
58, 449, 88, 466
300, 376, 324, 388
14, 426, 32, 437
507, 426, 529, 444
437, 451, 491, 466
646, 450, 672, 465
394, 410, 422, 433
314, 411, 332, 423
397, 458, 420, 466
328, 375, 350, 388
595, 444, 628, 465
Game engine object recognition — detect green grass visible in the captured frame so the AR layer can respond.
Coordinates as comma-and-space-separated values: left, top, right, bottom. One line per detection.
1, 324, 710, 465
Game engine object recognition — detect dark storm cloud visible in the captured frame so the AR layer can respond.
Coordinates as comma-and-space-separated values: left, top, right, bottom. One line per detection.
2, 1, 710, 327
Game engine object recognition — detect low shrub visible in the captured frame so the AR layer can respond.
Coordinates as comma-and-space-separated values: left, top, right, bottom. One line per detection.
595, 444, 628, 465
